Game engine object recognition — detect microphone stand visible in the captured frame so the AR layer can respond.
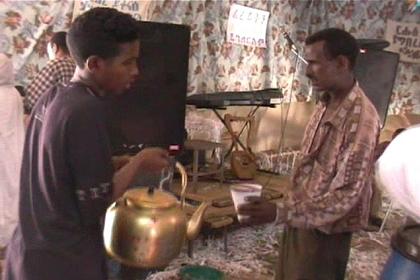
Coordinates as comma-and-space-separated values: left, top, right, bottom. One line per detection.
290, 48, 308, 65
283, 32, 308, 65
277, 34, 309, 161
285, 38, 313, 99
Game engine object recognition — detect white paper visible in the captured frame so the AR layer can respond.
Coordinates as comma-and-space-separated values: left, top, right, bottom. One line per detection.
227, 4, 270, 48
385, 20, 420, 64
73, 0, 145, 21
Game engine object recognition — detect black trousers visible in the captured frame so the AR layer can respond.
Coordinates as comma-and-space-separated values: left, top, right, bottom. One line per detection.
276, 227, 352, 280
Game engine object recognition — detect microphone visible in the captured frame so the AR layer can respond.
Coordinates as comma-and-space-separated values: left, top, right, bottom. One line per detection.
282, 31, 307, 64
283, 32, 298, 51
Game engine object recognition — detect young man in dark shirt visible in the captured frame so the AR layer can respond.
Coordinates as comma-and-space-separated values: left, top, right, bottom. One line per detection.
3, 8, 170, 280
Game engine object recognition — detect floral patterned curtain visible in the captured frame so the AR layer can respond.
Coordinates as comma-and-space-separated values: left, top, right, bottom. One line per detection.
0, 0, 74, 84
138, 0, 419, 114
0, 0, 418, 114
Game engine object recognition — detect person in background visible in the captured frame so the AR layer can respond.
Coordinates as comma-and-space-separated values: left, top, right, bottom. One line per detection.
376, 125, 420, 279
24, 31, 75, 114
369, 127, 406, 229
3, 8, 169, 280
0, 53, 25, 251
238, 28, 380, 280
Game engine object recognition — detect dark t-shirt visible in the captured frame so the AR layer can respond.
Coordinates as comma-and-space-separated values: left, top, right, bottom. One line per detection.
4, 83, 114, 280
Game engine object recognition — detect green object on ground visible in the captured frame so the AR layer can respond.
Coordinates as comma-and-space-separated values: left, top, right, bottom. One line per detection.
179, 265, 225, 280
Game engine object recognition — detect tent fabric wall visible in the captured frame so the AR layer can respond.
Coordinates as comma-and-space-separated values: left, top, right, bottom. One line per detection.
0, 0, 73, 86
0, 0, 418, 116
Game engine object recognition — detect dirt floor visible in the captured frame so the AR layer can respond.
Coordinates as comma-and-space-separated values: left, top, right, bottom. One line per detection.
0, 172, 406, 280
140, 171, 406, 280
142, 199, 404, 280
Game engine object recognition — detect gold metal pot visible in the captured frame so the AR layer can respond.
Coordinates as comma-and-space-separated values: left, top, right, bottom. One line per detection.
103, 162, 209, 268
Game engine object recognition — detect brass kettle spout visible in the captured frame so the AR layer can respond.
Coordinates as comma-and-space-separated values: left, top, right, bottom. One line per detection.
187, 201, 210, 240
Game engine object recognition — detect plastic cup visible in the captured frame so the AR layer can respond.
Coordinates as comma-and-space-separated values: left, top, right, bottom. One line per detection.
230, 183, 262, 222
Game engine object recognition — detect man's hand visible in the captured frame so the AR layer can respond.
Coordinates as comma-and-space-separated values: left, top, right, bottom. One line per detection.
237, 196, 277, 225
134, 147, 170, 173
111, 155, 131, 171
112, 148, 170, 200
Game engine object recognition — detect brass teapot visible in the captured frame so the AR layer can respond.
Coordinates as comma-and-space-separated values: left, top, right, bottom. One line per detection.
103, 162, 209, 268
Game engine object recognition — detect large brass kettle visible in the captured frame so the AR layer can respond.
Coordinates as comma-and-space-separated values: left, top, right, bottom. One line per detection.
103, 162, 209, 268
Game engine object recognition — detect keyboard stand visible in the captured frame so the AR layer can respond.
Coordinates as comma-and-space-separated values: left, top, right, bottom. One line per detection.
212, 107, 259, 153
186, 89, 283, 153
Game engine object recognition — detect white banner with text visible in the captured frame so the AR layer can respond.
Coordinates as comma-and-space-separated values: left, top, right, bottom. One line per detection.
385, 20, 420, 64
227, 4, 269, 48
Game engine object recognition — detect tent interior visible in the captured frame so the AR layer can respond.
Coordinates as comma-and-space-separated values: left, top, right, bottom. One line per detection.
0, 1, 419, 279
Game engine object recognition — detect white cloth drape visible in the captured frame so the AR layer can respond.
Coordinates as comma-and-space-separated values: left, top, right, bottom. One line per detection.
376, 125, 420, 222
0, 53, 25, 247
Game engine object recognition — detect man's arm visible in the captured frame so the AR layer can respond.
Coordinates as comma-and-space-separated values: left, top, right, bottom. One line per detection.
239, 119, 379, 228
111, 148, 169, 200
283, 132, 378, 228
238, 143, 375, 227
67, 103, 169, 226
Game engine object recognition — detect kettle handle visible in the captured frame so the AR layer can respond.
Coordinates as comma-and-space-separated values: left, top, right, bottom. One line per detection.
175, 161, 188, 209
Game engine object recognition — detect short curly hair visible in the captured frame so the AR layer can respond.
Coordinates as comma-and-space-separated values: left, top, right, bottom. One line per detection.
305, 28, 359, 70
67, 7, 139, 68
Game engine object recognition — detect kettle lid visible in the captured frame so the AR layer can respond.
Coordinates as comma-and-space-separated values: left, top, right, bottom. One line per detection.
123, 188, 177, 209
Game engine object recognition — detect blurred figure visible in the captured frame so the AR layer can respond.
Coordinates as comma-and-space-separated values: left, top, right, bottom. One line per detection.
369, 127, 406, 229
0, 53, 24, 248
24, 31, 75, 114
376, 125, 420, 279
376, 126, 420, 223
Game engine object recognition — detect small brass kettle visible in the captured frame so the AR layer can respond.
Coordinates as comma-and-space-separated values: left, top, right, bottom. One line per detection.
103, 162, 209, 268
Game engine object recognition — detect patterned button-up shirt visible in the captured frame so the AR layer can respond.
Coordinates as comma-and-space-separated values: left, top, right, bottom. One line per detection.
285, 83, 380, 234
24, 56, 75, 113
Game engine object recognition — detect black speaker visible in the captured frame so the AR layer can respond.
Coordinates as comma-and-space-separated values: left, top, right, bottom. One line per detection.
354, 49, 400, 125
106, 22, 190, 154
356, 39, 390, 50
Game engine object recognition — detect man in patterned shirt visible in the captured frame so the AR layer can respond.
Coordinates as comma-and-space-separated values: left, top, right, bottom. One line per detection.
238, 28, 380, 279
24, 31, 75, 114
